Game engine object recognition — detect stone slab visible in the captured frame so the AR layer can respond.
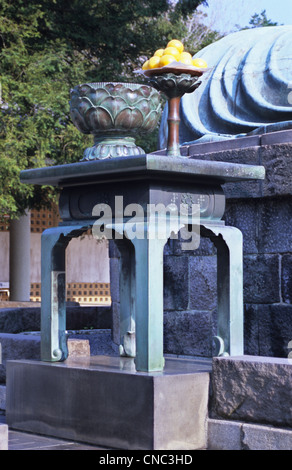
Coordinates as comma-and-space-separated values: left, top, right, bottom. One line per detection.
0, 333, 41, 384
210, 356, 292, 427
188, 135, 261, 156
242, 422, 292, 450
282, 254, 292, 303
207, 419, 292, 450
20, 154, 265, 187
6, 356, 211, 450
207, 419, 242, 450
0, 423, 8, 450
243, 254, 281, 304
164, 311, 214, 357
0, 306, 112, 333
261, 143, 292, 196
0, 330, 119, 384
260, 129, 292, 145
189, 146, 263, 199
67, 339, 90, 357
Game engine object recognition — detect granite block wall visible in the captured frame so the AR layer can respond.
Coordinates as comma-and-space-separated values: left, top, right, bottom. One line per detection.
109, 131, 292, 359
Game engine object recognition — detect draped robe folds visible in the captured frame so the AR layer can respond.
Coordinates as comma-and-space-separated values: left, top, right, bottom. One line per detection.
158, 26, 292, 148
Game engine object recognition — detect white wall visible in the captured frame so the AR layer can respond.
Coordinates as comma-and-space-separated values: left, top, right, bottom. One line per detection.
0, 232, 9, 282
30, 233, 41, 283
1, 232, 110, 284
66, 236, 110, 283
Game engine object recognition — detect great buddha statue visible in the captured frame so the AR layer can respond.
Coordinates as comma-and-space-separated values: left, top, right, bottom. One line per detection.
158, 25, 292, 148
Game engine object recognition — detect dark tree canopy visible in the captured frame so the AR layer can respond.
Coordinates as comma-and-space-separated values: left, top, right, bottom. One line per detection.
248, 9, 278, 28
0, 0, 212, 217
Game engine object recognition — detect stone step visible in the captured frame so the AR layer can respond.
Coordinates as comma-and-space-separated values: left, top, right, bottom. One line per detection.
2, 412, 292, 451
0, 329, 119, 385
208, 419, 292, 450
0, 422, 8, 450
6, 356, 211, 450
210, 355, 292, 429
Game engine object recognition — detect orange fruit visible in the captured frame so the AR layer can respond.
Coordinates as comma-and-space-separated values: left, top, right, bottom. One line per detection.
192, 58, 208, 68
179, 51, 192, 60
154, 48, 164, 57
159, 54, 177, 67
167, 39, 184, 54
148, 56, 161, 69
179, 51, 193, 65
163, 46, 180, 60
142, 59, 149, 70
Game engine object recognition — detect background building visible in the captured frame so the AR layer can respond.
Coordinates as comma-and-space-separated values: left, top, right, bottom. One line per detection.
0, 206, 111, 306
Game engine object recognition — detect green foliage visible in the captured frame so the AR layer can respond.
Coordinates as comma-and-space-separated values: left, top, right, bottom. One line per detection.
246, 9, 278, 29
0, 0, 212, 219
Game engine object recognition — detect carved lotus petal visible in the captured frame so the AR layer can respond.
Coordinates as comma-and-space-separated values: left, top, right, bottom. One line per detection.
85, 106, 114, 130
69, 91, 80, 108
134, 98, 151, 116
88, 88, 110, 106
120, 88, 140, 105
149, 92, 160, 107
176, 76, 197, 93
78, 84, 94, 95
139, 85, 151, 98
103, 83, 123, 95
70, 82, 161, 143
143, 110, 160, 131
77, 96, 94, 114
149, 73, 201, 98
100, 96, 127, 118
108, 83, 125, 96
115, 107, 144, 129
70, 108, 91, 134
161, 76, 176, 89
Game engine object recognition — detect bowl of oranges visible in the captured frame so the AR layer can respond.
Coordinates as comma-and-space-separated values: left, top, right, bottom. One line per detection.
140, 39, 207, 76
137, 39, 207, 157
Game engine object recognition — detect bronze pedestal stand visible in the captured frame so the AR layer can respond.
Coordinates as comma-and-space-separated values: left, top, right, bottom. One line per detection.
145, 67, 204, 157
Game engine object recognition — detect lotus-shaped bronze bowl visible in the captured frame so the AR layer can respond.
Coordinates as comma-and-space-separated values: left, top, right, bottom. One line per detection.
147, 72, 202, 99
70, 82, 161, 160
143, 69, 205, 157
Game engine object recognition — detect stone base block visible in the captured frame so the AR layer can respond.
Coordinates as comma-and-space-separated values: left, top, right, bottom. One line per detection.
6, 356, 211, 450
0, 330, 119, 385
0, 423, 8, 450
210, 355, 292, 428
67, 338, 90, 357
0, 333, 40, 384
208, 419, 292, 450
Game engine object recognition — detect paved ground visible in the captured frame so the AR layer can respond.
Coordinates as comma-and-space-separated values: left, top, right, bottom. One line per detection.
0, 414, 110, 450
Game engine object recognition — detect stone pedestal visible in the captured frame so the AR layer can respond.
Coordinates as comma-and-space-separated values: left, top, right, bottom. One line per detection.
143, 132, 292, 359
6, 356, 211, 450
17, 152, 264, 449
20, 154, 264, 371
0, 423, 8, 450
